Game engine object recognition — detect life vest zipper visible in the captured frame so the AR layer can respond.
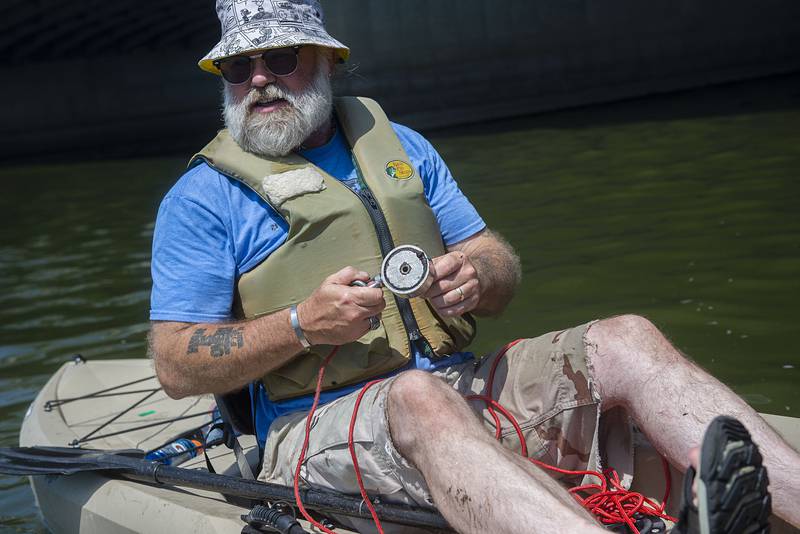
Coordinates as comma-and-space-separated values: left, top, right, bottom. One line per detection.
350, 166, 433, 356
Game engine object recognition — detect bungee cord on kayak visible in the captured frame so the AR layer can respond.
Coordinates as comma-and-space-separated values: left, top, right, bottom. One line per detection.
74, 409, 215, 447
41, 368, 214, 448
44, 374, 160, 411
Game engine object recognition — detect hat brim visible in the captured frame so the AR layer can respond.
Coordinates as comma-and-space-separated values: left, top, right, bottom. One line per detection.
198, 29, 349, 76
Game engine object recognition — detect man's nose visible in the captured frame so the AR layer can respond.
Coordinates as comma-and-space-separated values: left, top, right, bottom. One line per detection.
250, 59, 276, 87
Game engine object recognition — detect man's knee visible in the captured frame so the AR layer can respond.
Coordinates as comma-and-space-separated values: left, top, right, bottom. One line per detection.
587, 314, 685, 391
595, 313, 659, 337
387, 370, 459, 452
588, 314, 668, 357
388, 370, 453, 422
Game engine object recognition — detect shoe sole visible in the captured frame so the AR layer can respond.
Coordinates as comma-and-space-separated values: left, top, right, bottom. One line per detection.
697, 416, 771, 534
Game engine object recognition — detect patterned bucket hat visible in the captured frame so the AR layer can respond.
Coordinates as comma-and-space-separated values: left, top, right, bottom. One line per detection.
199, 0, 350, 75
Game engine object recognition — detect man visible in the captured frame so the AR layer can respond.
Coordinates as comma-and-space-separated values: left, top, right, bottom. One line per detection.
150, 2, 798, 533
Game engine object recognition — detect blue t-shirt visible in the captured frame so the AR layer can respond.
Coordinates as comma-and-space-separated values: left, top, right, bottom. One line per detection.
150, 123, 486, 446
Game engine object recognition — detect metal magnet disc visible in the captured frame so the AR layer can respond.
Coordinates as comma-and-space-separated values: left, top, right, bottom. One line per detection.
381, 245, 430, 298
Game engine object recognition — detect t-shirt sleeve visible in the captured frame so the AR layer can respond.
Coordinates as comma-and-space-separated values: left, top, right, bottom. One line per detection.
150, 193, 237, 323
394, 124, 486, 246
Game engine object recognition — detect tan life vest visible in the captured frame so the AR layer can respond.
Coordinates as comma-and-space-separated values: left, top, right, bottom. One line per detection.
191, 97, 476, 401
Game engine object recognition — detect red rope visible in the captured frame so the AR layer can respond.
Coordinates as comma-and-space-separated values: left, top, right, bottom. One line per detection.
294, 337, 678, 534
293, 347, 388, 534
348, 379, 386, 534
465, 394, 530, 457
473, 338, 678, 533
293, 346, 339, 534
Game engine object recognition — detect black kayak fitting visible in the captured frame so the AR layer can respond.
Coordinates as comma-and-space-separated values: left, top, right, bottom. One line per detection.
241, 504, 309, 534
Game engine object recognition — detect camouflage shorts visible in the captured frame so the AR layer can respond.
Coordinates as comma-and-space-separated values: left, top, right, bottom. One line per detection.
258, 321, 634, 518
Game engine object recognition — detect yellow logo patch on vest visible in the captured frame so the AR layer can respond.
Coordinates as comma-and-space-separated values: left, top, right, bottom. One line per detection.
385, 160, 414, 180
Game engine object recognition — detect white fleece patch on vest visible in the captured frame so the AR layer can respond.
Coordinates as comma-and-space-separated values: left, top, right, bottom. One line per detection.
261, 168, 326, 206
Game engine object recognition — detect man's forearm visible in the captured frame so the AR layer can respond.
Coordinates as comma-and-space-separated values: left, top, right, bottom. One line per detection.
457, 230, 521, 316
149, 309, 304, 399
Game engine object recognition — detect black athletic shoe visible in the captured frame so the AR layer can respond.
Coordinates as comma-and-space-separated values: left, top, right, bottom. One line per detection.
672, 415, 771, 534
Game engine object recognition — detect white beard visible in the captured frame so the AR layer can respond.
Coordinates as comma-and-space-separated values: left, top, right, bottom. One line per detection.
222, 60, 333, 157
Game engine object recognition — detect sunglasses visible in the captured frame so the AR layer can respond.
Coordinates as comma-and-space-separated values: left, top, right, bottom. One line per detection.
213, 46, 301, 85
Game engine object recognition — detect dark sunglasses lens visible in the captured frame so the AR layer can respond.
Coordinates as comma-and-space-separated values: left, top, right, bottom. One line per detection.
264, 50, 298, 76
219, 56, 252, 84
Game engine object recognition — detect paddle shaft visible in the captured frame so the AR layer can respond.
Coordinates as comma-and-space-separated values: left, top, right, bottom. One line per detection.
0, 446, 451, 529
105, 453, 451, 530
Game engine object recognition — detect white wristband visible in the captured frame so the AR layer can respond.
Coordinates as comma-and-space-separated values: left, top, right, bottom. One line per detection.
290, 305, 311, 348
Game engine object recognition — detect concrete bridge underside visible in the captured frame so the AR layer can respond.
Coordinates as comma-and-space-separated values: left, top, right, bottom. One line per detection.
0, 0, 798, 160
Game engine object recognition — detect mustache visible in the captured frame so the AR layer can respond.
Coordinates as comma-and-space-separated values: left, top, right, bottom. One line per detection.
242, 84, 294, 108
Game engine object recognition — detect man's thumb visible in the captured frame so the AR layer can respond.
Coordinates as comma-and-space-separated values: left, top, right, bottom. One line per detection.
327, 266, 370, 286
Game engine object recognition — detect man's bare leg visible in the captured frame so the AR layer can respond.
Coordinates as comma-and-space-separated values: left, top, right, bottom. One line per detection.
586, 314, 800, 527
387, 370, 604, 534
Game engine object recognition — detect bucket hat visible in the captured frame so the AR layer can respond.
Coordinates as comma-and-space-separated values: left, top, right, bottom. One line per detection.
199, 0, 349, 75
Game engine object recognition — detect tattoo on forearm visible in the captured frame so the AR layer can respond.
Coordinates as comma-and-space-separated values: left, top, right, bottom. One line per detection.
187, 327, 245, 357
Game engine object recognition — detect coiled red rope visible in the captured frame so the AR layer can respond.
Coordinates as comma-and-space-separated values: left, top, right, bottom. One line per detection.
294, 339, 677, 534
467, 339, 678, 534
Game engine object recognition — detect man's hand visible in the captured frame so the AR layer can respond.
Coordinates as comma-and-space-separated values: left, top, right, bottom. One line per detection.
297, 266, 387, 345
150, 266, 386, 399
422, 229, 521, 318
422, 251, 481, 317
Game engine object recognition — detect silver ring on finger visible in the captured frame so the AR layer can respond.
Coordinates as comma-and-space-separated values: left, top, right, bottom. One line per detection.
456, 286, 465, 302
368, 315, 381, 330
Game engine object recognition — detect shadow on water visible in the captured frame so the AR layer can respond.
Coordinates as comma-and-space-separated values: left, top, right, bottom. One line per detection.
1, 75, 799, 530
444, 72, 800, 135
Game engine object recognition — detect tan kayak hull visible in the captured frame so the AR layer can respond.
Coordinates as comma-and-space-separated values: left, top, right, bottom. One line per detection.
20, 359, 800, 533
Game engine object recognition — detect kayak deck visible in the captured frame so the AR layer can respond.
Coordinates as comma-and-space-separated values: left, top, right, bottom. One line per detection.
19, 358, 363, 534
20, 358, 800, 533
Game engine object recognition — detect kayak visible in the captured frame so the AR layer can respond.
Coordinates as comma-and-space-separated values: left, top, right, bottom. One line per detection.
17, 358, 800, 533
18, 358, 443, 534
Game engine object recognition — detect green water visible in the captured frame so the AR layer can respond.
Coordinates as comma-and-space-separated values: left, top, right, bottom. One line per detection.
1, 76, 799, 531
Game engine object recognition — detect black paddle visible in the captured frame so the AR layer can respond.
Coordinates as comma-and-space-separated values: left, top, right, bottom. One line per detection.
0, 446, 451, 531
